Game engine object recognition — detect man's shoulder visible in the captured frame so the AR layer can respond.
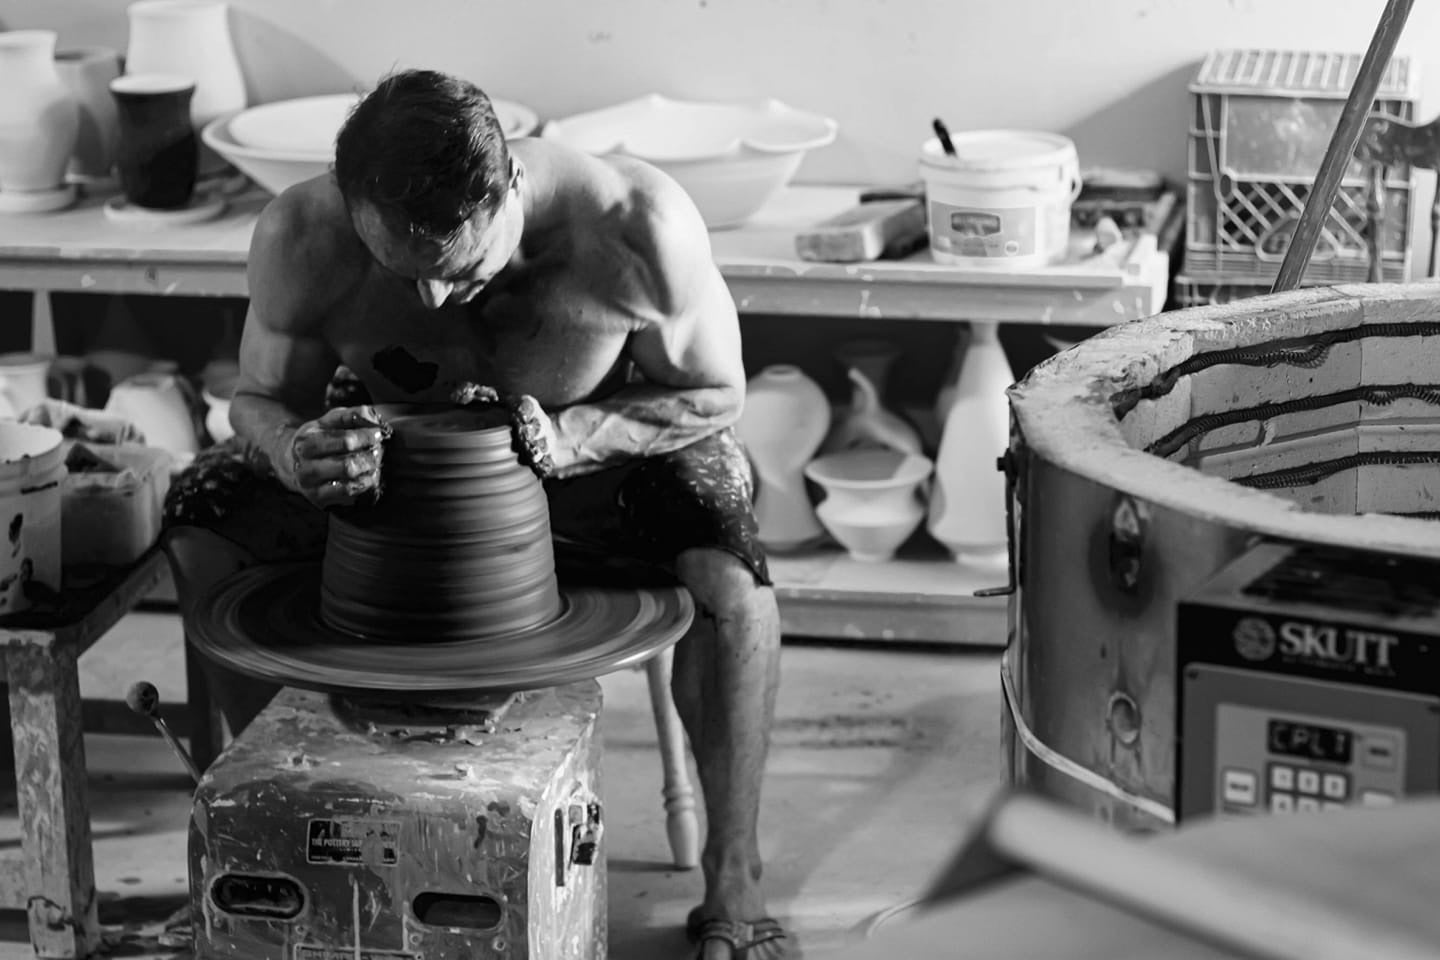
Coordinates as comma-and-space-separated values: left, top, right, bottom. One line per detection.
252, 176, 352, 259
247, 176, 361, 331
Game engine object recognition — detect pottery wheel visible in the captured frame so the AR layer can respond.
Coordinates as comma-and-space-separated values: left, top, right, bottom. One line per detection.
191, 562, 694, 698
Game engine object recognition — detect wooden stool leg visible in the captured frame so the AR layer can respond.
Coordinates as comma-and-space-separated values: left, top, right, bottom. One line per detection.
644, 650, 699, 870
7, 645, 100, 959
184, 634, 226, 772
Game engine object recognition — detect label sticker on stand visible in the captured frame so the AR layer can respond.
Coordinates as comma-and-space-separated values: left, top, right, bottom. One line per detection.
306, 818, 401, 866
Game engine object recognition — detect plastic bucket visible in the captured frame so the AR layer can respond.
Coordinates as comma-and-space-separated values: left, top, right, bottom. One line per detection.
919, 129, 1081, 270
0, 421, 66, 615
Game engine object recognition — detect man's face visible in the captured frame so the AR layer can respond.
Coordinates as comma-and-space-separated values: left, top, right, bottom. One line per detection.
352, 174, 524, 310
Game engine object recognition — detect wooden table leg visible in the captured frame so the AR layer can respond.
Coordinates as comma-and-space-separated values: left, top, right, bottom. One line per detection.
7, 644, 101, 959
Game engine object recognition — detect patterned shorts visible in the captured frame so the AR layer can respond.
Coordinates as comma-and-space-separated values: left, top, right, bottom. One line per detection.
162, 425, 771, 587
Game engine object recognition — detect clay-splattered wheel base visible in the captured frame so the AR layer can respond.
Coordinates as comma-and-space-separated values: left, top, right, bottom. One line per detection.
191, 563, 694, 698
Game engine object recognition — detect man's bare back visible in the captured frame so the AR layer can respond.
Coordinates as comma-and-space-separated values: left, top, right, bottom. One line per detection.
241, 139, 736, 417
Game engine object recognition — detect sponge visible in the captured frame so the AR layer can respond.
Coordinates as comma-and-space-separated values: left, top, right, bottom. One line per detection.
794, 198, 928, 263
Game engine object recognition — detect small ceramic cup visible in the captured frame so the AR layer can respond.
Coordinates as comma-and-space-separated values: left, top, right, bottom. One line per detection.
110, 72, 198, 209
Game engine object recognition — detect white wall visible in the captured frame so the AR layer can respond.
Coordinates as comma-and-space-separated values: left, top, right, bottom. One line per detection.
8, 0, 1440, 270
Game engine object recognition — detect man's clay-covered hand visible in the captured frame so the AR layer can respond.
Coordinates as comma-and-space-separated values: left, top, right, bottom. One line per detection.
449, 381, 501, 406
286, 405, 391, 508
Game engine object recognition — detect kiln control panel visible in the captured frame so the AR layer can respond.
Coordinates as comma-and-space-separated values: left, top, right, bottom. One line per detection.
1212, 704, 1407, 816
1176, 541, 1440, 823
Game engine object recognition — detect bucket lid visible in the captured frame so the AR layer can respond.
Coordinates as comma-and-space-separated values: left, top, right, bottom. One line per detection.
921, 129, 1077, 172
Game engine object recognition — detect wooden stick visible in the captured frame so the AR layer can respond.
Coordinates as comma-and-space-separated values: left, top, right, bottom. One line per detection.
985, 795, 1440, 960
1272, 0, 1414, 293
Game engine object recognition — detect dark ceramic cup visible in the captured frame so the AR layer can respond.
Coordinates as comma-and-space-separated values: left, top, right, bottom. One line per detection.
109, 72, 198, 209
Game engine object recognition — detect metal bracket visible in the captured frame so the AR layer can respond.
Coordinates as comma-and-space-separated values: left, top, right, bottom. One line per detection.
975, 448, 1019, 598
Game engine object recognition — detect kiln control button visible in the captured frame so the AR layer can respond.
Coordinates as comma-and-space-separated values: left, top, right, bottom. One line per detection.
1296, 770, 1321, 795
1321, 773, 1349, 800
1270, 793, 1295, 814
1296, 797, 1321, 813
1360, 790, 1396, 808
1221, 769, 1257, 806
1269, 765, 1295, 791
1362, 736, 1398, 770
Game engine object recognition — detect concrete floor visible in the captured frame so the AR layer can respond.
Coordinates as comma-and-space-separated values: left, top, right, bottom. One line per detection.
0, 609, 1003, 959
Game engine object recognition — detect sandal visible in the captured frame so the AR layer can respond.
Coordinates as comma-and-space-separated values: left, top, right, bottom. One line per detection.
692, 918, 791, 960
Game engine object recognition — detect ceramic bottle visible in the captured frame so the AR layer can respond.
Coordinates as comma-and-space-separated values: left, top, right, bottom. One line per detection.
54, 46, 123, 182
736, 364, 830, 552
822, 366, 923, 456
0, 30, 79, 201
926, 321, 1014, 567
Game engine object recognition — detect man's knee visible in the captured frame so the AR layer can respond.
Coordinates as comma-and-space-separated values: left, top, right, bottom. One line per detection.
674, 547, 776, 625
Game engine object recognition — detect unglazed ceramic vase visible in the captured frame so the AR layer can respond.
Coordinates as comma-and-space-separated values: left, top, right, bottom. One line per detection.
0, 30, 79, 194
933, 323, 974, 423
124, 0, 247, 172
736, 364, 829, 551
805, 448, 933, 562
833, 337, 901, 399
110, 73, 198, 209
822, 366, 923, 457
104, 371, 200, 456
54, 46, 122, 181
927, 321, 1014, 567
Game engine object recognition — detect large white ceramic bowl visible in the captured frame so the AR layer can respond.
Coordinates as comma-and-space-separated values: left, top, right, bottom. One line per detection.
203, 93, 541, 197
804, 449, 934, 563
542, 94, 838, 229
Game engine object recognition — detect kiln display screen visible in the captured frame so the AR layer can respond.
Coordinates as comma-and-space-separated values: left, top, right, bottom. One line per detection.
1267, 719, 1353, 764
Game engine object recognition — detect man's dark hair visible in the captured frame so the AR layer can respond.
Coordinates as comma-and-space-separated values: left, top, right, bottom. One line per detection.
335, 69, 511, 240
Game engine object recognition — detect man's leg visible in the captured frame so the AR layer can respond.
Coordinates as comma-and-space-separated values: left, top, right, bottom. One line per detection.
164, 527, 282, 741
670, 546, 785, 958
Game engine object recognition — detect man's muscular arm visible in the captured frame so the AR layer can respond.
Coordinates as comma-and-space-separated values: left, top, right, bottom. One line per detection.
229, 194, 362, 493
545, 181, 746, 478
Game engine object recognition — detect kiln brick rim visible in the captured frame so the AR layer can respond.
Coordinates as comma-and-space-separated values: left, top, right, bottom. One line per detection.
1008, 282, 1440, 561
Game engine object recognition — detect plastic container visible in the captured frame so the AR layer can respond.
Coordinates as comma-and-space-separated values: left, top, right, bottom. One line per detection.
61, 441, 174, 566
0, 421, 66, 615
1185, 49, 1419, 285
919, 129, 1081, 270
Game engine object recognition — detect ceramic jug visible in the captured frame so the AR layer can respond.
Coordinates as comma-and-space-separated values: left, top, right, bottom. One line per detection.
104, 371, 201, 457
822, 366, 923, 457
124, 0, 247, 172
54, 46, 123, 182
0, 30, 79, 195
926, 321, 1014, 567
736, 364, 830, 551
0, 353, 54, 421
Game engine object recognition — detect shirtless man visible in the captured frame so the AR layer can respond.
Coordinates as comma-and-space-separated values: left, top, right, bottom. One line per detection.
162, 70, 787, 960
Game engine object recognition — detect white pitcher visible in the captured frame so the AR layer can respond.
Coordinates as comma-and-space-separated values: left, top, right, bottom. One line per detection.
124, 0, 246, 171
104, 371, 200, 456
0, 30, 79, 195
927, 321, 1014, 567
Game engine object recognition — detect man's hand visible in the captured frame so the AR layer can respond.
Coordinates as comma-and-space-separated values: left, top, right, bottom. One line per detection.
284, 406, 390, 508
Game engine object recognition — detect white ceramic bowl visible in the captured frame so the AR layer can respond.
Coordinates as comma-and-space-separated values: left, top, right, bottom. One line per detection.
203, 94, 541, 197
542, 94, 838, 229
804, 449, 933, 562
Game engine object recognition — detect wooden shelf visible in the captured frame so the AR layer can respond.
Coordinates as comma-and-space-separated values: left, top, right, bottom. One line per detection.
0, 182, 1170, 327
769, 539, 1007, 647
